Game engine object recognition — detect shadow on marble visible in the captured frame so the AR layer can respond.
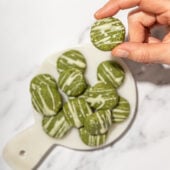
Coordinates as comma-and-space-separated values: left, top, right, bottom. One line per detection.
123, 59, 170, 85
123, 25, 170, 85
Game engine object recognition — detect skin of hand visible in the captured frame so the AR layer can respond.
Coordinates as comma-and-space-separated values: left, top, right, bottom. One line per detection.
95, 0, 170, 64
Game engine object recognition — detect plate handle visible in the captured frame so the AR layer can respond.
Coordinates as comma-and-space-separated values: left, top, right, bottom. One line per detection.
3, 123, 55, 170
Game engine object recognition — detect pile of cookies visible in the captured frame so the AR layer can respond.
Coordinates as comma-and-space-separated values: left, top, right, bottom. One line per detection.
29, 17, 130, 146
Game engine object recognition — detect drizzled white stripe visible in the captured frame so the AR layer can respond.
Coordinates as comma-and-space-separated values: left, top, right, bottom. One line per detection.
32, 95, 41, 113
113, 114, 127, 119
57, 120, 70, 137
61, 72, 81, 90
96, 112, 107, 133
87, 94, 105, 108
49, 116, 65, 136
113, 108, 129, 113
85, 102, 93, 116
68, 102, 82, 127
37, 89, 56, 116
61, 55, 85, 68
32, 82, 58, 115
44, 117, 53, 129
106, 110, 112, 125
78, 100, 85, 117
87, 94, 117, 110
37, 76, 55, 86
103, 63, 123, 83
93, 20, 121, 31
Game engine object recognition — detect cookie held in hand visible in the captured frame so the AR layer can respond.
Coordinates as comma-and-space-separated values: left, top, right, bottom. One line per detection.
90, 17, 125, 51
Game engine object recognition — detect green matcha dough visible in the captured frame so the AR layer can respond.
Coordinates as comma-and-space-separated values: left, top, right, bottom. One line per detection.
30, 74, 62, 116
112, 96, 130, 123
63, 98, 93, 128
90, 17, 125, 51
56, 49, 86, 73
58, 68, 87, 97
84, 82, 119, 110
42, 110, 71, 138
97, 60, 125, 88
84, 109, 112, 135
79, 85, 91, 99
79, 127, 107, 146
30, 74, 57, 88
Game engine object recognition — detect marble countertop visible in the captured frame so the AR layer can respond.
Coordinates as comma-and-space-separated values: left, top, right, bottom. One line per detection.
1, 0, 170, 170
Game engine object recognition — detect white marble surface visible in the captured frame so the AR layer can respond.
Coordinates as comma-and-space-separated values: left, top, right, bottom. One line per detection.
1, 0, 170, 170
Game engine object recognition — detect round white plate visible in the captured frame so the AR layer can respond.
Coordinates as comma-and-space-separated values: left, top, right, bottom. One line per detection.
3, 44, 137, 170
38, 43, 137, 148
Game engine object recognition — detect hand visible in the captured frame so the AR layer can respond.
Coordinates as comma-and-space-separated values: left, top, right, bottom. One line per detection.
95, 0, 170, 64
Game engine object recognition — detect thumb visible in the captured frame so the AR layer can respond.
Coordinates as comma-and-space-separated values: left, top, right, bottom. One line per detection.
112, 42, 170, 64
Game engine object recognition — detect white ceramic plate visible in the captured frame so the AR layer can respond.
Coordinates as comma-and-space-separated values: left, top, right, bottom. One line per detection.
3, 44, 137, 170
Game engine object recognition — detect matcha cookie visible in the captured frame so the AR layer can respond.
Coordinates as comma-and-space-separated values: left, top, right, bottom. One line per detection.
112, 96, 130, 123
84, 82, 118, 110
79, 127, 107, 146
30, 74, 62, 116
58, 68, 87, 97
63, 98, 93, 128
30, 74, 57, 88
97, 61, 125, 88
90, 17, 125, 51
57, 49, 86, 73
42, 110, 71, 138
79, 85, 91, 99
84, 110, 112, 135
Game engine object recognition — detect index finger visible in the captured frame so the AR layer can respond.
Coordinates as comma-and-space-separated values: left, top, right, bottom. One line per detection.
95, 0, 141, 19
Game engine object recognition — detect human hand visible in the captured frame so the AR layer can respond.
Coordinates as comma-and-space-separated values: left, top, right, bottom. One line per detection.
95, 0, 170, 64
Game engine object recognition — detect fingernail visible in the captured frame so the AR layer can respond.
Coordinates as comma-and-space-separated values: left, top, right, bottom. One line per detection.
95, 8, 103, 18
113, 49, 129, 58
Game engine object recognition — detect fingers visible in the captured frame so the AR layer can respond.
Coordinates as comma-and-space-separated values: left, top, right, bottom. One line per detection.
112, 42, 170, 64
95, 0, 170, 19
128, 9, 156, 42
95, 0, 141, 19
94, 0, 120, 19
147, 36, 161, 43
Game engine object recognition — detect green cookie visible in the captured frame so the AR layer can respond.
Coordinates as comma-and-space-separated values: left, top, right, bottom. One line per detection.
63, 98, 93, 128
79, 85, 91, 99
30, 74, 57, 88
79, 127, 107, 146
58, 68, 87, 97
84, 109, 112, 135
56, 49, 86, 73
90, 17, 125, 51
30, 74, 62, 116
42, 110, 71, 138
84, 82, 119, 110
112, 96, 130, 123
97, 60, 125, 88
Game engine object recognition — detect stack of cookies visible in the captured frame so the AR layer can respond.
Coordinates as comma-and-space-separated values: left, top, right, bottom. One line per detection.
29, 17, 130, 147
